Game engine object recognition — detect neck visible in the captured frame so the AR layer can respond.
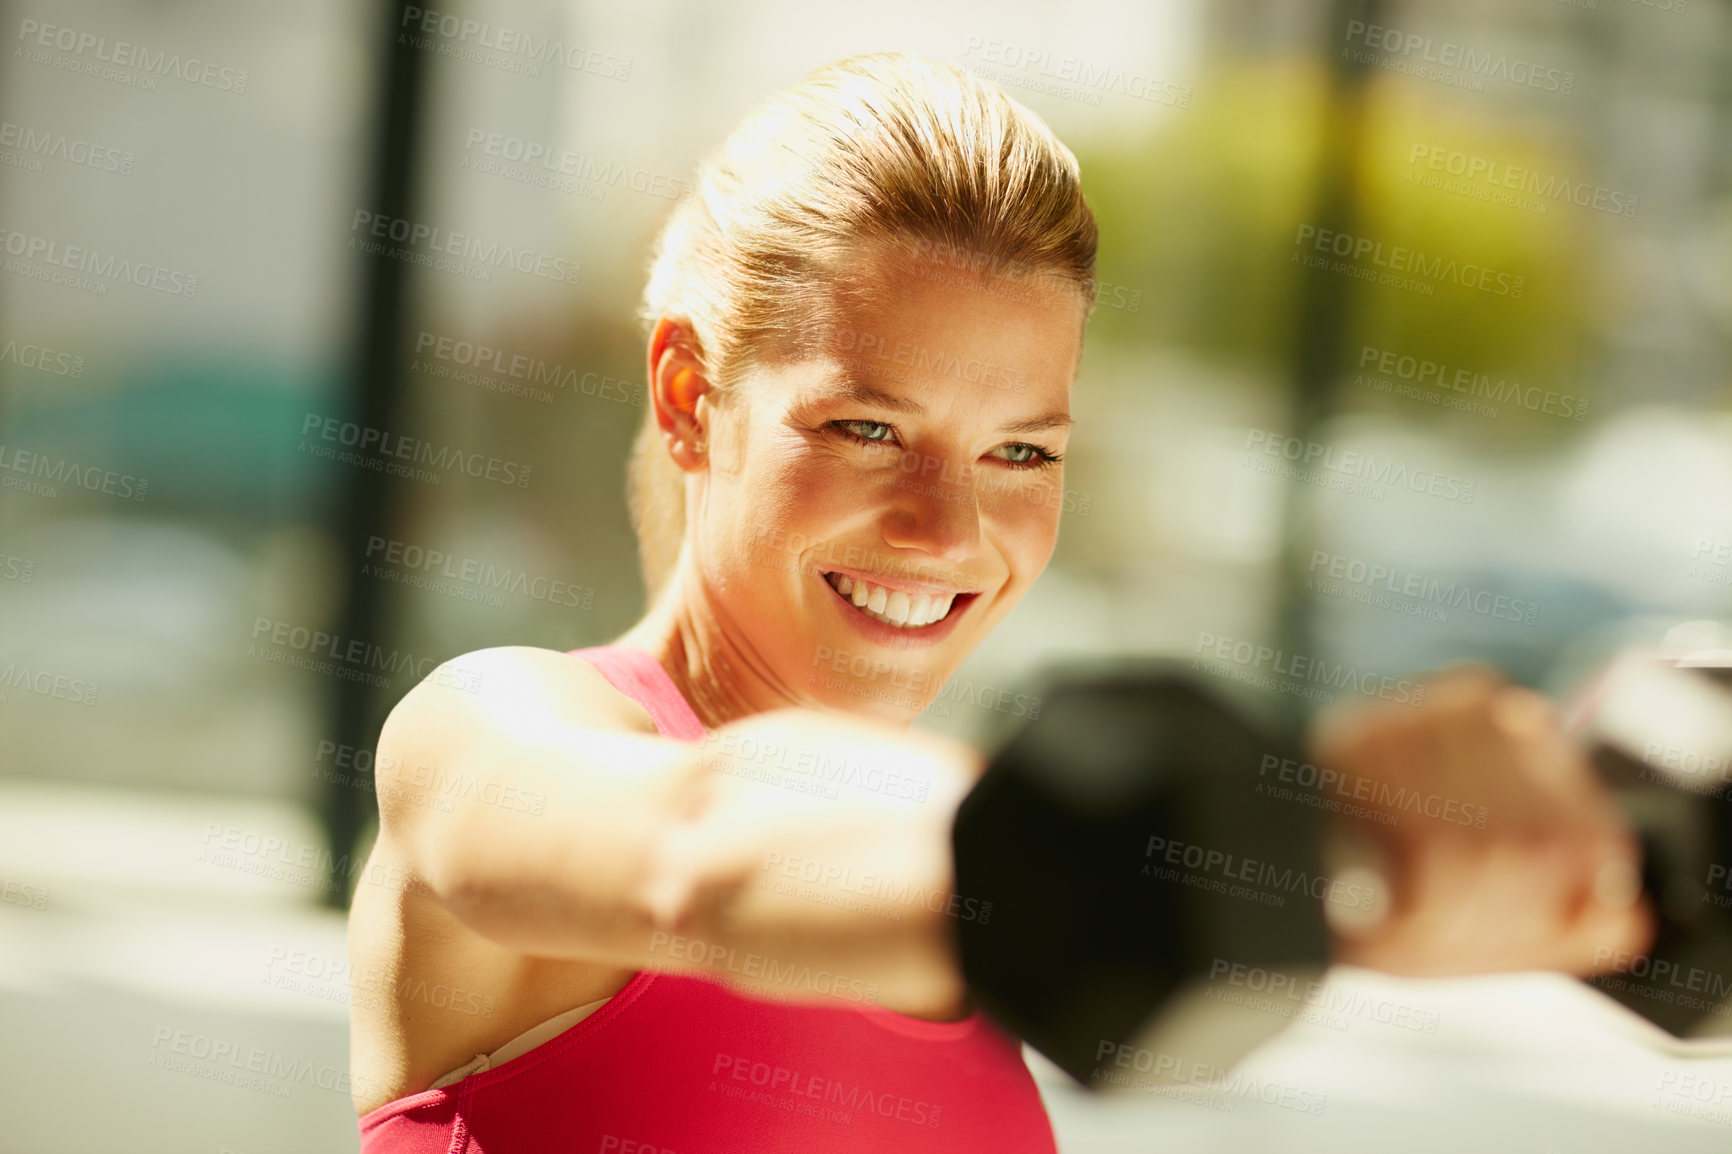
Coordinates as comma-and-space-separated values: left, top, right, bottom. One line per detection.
615, 554, 832, 732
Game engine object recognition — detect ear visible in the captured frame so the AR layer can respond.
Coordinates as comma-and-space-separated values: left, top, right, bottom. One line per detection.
647, 316, 711, 473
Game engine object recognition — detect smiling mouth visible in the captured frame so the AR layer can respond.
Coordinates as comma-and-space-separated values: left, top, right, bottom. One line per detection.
822, 571, 973, 630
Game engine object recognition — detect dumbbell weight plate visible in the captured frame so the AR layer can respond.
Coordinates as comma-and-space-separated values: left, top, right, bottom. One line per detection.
951, 660, 1333, 1088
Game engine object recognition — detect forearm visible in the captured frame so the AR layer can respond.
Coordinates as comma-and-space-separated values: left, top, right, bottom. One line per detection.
634, 710, 975, 1014
394, 682, 977, 1014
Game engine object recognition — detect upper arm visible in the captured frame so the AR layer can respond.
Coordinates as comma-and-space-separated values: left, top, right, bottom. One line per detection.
372, 646, 685, 916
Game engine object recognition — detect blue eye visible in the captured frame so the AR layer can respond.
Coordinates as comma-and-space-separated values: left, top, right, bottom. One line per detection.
832, 420, 897, 445
828, 420, 1062, 471
989, 442, 1064, 471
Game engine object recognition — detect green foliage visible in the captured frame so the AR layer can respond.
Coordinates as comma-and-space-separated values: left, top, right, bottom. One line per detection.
1076, 60, 1598, 427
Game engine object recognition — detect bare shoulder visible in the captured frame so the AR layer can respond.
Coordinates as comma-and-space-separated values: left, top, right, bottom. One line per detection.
371, 645, 659, 853
393, 644, 657, 741
381, 644, 653, 771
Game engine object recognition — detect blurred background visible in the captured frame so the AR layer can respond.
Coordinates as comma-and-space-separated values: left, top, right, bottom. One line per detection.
1, 0, 1729, 1150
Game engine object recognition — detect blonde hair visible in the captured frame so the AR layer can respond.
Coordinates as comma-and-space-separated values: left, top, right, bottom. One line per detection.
629, 51, 1098, 601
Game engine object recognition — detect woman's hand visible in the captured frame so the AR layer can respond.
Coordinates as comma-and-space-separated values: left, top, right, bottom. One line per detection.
1310, 665, 1655, 977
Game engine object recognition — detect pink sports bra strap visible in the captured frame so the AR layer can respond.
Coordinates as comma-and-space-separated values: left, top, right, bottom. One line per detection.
567, 644, 708, 742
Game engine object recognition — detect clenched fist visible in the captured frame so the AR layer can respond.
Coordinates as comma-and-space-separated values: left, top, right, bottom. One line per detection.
1310, 665, 1655, 977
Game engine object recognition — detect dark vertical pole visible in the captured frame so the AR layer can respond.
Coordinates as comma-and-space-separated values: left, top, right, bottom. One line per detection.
1271, 0, 1385, 730
320, 1, 429, 907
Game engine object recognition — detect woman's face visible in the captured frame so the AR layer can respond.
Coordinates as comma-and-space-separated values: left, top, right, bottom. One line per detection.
688, 248, 1087, 721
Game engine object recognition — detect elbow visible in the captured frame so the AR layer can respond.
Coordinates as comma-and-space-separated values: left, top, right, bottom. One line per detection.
632, 775, 724, 947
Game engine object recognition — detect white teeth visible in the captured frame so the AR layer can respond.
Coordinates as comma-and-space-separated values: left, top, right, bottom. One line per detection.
825, 573, 960, 629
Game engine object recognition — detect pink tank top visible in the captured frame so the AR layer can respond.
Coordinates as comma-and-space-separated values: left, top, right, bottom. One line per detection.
357, 644, 1057, 1154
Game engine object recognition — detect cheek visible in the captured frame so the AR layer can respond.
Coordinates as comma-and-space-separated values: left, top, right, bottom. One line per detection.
981, 480, 1063, 565
705, 442, 853, 570
769, 445, 879, 518
1010, 510, 1062, 574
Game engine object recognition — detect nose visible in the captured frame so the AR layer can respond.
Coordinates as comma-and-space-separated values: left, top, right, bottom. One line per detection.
878, 455, 981, 565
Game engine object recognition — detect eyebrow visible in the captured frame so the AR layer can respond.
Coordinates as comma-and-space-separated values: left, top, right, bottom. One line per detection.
815, 380, 1073, 434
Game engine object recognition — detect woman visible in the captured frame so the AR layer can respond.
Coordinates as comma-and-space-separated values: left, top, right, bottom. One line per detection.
348, 51, 1649, 1152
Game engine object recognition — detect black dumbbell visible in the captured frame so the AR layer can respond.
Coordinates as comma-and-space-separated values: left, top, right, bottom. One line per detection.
1565, 650, 1732, 1035
951, 651, 1732, 1088
949, 660, 1333, 1087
